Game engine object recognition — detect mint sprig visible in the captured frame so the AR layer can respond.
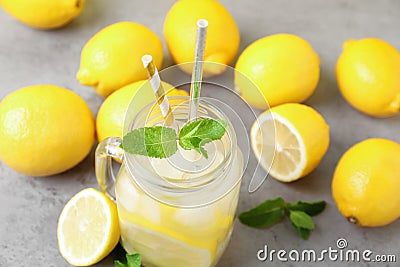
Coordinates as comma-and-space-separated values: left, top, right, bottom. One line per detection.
123, 126, 177, 158
287, 200, 326, 216
179, 118, 227, 158
238, 197, 286, 228
239, 197, 326, 240
122, 118, 226, 159
114, 253, 141, 267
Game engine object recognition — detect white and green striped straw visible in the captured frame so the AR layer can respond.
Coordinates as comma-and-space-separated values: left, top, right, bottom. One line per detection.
188, 19, 208, 122
142, 54, 174, 126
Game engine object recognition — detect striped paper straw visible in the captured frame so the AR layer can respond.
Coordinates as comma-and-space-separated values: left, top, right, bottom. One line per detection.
188, 19, 208, 122
142, 54, 174, 126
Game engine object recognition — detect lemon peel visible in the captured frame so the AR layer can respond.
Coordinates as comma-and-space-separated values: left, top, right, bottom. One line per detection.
235, 34, 320, 109
77, 22, 163, 97
164, 0, 240, 76
332, 138, 400, 226
0, 85, 94, 176
0, 0, 85, 29
336, 38, 400, 117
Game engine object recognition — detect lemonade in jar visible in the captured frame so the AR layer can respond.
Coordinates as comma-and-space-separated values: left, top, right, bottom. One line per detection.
95, 94, 244, 267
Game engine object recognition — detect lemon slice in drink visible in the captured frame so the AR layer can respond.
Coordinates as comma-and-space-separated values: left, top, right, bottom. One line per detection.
251, 103, 329, 182
57, 188, 120, 266
119, 218, 213, 267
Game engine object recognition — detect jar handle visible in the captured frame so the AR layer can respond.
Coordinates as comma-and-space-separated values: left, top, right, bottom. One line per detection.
95, 137, 124, 201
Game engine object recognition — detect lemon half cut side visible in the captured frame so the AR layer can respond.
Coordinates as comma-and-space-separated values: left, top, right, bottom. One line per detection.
57, 188, 120, 266
251, 103, 329, 182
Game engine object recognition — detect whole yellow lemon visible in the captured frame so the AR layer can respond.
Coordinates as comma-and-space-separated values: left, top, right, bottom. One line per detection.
77, 22, 163, 97
332, 138, 400, 227
96, 80, 188, 142
164, 0, 240, 76
0, 85, 95, 176
336, 38, 400, 117
0, 0, 85, 29
235, 34, 320, 109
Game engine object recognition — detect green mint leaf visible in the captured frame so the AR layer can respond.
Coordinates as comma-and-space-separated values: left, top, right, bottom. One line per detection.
289, 210, 314, 230
179, 119, 204, 142
196, 145, 209, 159
240, 197, 325, 240
184, 137, 211, 158
122, 126, 177, 159
291, 222, 311, 240
114, 261, 126, 267
179, 118, 227, 157
126, 254, 141, 267
121, 118, 227, 159
179, 118, 227, 142
238, 197, 285, 228
114, 253, 141, 267
287, 200, 326, 216
289, 210, 314, 240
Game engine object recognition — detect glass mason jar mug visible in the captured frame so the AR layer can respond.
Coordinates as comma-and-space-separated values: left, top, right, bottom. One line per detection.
95, 96, 244, 267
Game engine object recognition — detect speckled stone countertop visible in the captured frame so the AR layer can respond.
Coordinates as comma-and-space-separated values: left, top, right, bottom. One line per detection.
0, 0, 399, 266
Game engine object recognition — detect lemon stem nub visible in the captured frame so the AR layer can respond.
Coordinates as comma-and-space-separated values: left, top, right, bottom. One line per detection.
347, 216, 358, 225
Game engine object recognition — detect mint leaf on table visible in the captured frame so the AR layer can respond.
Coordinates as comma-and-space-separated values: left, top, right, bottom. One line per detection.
289, 210, 314, 230
114, 253, 141, 267
179, 118, 227, 159
238, 197, 285, 228
291, 222, 312, 240
289, 210, 315, 240
122, 126, 177, 158
287, 200, 326, 216
239, 197, 326, 240
122, 118, 227, 159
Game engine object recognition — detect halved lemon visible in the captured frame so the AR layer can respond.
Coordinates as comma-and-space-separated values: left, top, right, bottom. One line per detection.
57, 188, 120, 266
251, 103, 329, 182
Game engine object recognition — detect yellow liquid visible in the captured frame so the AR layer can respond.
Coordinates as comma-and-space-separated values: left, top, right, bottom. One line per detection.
115, 149, 243, 267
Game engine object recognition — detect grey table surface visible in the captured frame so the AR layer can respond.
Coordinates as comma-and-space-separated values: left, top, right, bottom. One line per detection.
1, 0, 400, 266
